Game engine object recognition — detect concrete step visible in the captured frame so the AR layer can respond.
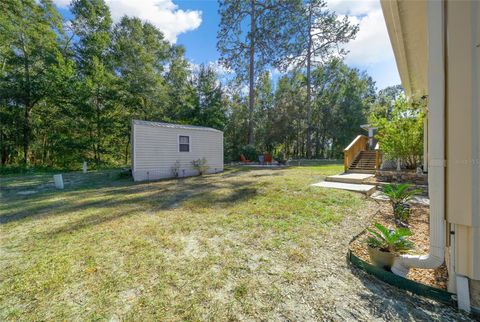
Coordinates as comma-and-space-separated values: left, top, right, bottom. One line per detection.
325, 173, 374, 184
311, 181, 376, 196
347, 169, 376, 174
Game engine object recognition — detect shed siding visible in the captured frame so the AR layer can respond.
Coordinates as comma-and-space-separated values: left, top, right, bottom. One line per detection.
132, 123, 223, 181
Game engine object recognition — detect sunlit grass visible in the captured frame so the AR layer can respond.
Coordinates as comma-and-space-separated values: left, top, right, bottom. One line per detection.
0, 164, 366, 320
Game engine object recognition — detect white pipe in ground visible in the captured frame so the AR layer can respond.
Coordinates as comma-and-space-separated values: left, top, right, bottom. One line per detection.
53, 174, 64, 189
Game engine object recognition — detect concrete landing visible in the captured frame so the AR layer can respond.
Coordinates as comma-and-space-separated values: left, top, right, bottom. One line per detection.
325, 173, 374, 184
371, 191, 430, 206
312, 181, 376, 195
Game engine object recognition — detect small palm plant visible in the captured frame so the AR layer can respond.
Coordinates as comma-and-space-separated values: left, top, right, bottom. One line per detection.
366, 222, 415, 269
366, 222, 414, 254
383, 183, 421, 225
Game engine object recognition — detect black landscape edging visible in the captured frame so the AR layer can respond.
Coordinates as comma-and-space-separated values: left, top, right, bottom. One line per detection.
348, 231, 455, 306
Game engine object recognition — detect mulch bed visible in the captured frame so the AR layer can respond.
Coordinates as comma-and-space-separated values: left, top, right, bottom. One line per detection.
350, 200, 448, 290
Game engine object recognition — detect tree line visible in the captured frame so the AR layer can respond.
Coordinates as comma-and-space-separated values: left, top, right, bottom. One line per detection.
0, 0, 397, 169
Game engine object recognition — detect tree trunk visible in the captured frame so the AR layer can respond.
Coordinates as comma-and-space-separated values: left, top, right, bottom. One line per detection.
0, 131, 7, 165
89, 127, 97, 165
42, 134, 47, 164
23, 106, 31, 164
305, 5, 313, 159
125, 135, 130, 165
95, 88, 102, 165
22, 42, 32, 165
315, 130, 321, 158
321, 128, 328, 158
247, 0, 255, 145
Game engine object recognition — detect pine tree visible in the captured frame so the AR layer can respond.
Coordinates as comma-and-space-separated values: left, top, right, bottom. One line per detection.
192, 64, 226, 130
217, 0, 300, 145
280, 0, 358, 158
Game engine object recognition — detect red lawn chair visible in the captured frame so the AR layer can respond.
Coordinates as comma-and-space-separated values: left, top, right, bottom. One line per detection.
240, 154, 251, 164
264, 153, 273, 165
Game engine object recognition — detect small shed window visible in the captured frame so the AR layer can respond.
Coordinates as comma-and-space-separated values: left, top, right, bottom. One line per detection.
179, 135, 190, 152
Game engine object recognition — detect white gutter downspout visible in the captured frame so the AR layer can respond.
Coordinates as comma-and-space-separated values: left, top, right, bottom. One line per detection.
391, 0, 446, 276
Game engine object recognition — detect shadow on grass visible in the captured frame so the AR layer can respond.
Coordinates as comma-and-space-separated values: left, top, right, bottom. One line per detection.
1, 171, 261, 229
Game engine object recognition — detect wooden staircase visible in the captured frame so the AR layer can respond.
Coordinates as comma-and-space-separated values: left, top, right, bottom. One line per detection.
343, 135, 381, 174
348, 151, 377, 173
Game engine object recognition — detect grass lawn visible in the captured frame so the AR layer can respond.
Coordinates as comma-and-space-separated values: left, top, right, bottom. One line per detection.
2, 164, 465, 321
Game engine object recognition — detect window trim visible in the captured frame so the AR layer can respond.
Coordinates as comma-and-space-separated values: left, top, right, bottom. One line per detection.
178, 134, 190, 152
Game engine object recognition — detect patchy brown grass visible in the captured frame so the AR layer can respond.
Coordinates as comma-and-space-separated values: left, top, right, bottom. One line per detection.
1, 164, 360, 320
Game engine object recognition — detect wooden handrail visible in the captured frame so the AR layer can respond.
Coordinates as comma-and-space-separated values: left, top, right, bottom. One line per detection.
374, 142, 382, 170
343, 135, 368, 171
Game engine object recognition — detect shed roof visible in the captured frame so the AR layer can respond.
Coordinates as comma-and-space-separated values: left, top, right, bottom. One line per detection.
132, 120, 223, 133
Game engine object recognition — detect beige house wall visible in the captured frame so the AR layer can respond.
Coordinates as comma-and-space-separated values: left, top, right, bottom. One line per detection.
381, 0, 480, 307
446, 0, 480, 280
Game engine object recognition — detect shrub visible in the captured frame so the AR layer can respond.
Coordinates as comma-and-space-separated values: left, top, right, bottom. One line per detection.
366, 222, 414, 254
171, 160, 181, 177
383, 183, 421, 225
370, 96, 424, 169
192, 158, 209, 175
240, 144, 258, 161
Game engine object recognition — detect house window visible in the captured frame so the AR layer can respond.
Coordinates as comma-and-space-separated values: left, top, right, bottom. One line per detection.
179, 135, 190, 152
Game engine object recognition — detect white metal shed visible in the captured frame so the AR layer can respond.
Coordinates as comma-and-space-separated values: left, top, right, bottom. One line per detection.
131, 120, 224, 182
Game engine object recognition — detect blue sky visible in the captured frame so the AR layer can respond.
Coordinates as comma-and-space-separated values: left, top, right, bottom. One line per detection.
54, 0, 400, 90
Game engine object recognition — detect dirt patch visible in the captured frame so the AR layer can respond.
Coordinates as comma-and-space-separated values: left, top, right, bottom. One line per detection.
350, 201, 448, 289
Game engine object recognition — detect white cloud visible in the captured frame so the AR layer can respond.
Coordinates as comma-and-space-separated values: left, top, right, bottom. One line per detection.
327, 0, 394, 66
54, 0, 202, 43
342, 10, 393, 66
207, 61, 234, 76
53, 0, 71, 7
328, 0, 380, 16
188, 60, 233, 76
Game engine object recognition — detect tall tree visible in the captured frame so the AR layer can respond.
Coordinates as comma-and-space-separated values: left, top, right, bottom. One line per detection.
281, 0, 358, 158
217, 0, 299, 145
192, 64, 226, 129
254, 71, 274, 152
112, 16, 171, 163
165, 45, 196, 123
0, 0, 64, 164
271, 72, 306, 156
369, 84, 404, 119
71, 0, 115, 165
311, 60, 375, 158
